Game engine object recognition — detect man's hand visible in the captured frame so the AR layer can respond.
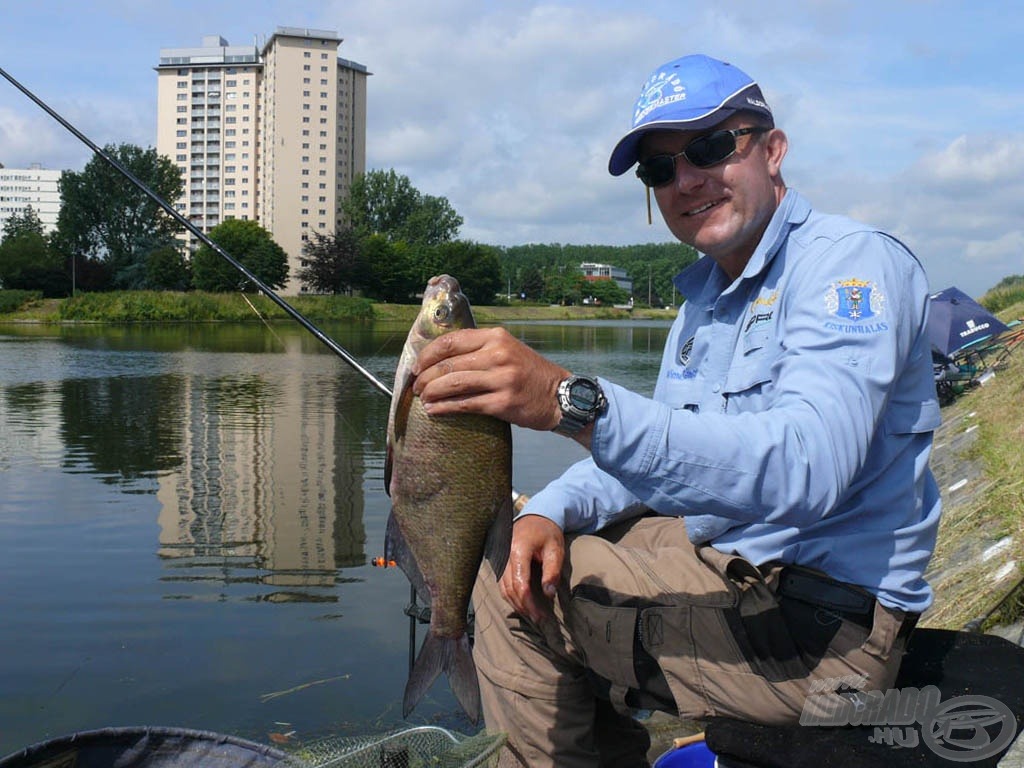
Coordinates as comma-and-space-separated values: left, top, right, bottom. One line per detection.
499, 514, 565, 623
412, 327, 569, 431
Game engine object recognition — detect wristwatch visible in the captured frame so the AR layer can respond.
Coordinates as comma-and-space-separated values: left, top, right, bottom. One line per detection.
554, 374, 607, 436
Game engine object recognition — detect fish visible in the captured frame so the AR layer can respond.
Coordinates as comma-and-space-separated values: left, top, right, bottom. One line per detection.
384, 274, 513, 724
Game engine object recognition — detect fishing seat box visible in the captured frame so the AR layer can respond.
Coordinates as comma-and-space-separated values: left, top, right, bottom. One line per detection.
701, 628, 1024, 767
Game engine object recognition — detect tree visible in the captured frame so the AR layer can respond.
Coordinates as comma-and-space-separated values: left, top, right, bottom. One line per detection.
191, 219, 289, 292
296, 229, 363, 294
359, 234, 420, 302
146, 244, 190, 291
422, 241, 504, 306
342, 169, 462, 246
583, 278, 630, 306
55, 144, 184, 290
544, 265, 586, 306
0, 207, 69, 296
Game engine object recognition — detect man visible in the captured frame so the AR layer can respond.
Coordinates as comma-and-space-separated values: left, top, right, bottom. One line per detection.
412, 54, 941, 767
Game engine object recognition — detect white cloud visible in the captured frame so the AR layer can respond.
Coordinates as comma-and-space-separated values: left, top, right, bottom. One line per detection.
2, 0, 1023, 296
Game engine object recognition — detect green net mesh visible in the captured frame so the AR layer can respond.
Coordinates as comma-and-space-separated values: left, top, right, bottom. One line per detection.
281, 726, 505, 768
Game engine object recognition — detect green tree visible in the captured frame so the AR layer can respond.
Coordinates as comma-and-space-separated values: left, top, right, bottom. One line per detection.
359, 234, 420, 302
583, 278, 630, 306
297, 229, 363, 294
544, 265, 586, 306
0, 207, 68, 296
191, 219, 289, 292
55, 144, 184, 290
146, 244, 190, 291
342, 169, 462, 246
421, 241, 504, 306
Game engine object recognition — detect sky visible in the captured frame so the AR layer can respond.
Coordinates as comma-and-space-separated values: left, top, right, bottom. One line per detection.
1, 0, 1021, 298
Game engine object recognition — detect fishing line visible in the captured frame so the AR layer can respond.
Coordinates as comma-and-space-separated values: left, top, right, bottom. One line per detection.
0, 64, 393, 400
1, 64, 532, 509
238, 291, 287, 349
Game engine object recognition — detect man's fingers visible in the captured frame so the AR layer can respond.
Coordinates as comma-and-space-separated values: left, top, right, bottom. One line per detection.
540, 545, 563, 599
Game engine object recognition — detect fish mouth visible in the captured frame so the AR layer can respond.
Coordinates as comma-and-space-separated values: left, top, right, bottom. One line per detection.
684, 198, 725, 217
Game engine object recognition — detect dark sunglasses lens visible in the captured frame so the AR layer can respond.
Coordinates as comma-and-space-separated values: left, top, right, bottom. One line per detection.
637, 155, 676, 187
685, 131, 737, 168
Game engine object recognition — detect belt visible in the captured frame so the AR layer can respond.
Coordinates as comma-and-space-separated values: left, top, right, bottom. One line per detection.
777, 566, 918, 640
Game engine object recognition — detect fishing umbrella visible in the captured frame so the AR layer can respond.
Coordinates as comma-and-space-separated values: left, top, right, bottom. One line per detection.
926, 286, 1009, 357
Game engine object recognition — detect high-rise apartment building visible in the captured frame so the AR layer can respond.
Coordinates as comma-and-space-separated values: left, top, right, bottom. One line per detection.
0, 163, 62, 240
155, 27, 368, 294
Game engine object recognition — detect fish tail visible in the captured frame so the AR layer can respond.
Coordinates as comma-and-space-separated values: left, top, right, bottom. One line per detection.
403, 632, 481, 724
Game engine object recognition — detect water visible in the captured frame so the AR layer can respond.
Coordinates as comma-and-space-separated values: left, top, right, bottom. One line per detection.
0, 318, 670, 755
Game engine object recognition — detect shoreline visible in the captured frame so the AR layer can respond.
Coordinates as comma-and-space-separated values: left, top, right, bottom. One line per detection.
0, 293, 677, 325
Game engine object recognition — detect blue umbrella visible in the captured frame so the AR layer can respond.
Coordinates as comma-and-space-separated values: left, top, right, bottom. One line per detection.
927, 287, 1009, 356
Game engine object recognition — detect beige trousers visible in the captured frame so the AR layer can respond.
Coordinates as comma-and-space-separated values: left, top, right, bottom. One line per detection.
471, 515, 912, 768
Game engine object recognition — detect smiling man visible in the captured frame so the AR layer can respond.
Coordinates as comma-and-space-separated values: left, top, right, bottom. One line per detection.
413, 54, 941, 767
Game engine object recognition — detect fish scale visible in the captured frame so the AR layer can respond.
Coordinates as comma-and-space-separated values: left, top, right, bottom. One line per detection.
384, 274, 513, 724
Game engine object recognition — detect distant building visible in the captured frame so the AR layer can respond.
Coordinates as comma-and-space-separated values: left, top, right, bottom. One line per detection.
580, 262, 633, 294
0, 163, 61, 239
155, 27, 369, 294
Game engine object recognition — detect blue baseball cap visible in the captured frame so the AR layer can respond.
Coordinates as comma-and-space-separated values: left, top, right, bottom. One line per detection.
608, 54, 773, 176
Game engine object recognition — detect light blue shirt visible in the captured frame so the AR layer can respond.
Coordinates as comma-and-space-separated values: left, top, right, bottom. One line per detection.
523, 189, 941, 612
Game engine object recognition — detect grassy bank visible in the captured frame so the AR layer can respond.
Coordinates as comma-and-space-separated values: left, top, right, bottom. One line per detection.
923, 300, 1024, 630
0, 290, 671, 324
0, 290, 377, 323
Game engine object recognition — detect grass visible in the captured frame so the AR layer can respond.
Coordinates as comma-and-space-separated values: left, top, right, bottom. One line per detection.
48, 290, 376, 323
922, 300, 1024, 630
1, 291, 668, 325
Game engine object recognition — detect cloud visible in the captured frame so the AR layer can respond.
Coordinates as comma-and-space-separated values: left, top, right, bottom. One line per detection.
2, 0, 1023, 297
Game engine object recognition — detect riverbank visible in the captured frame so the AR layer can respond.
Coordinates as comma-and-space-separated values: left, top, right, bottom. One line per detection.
0, 291, 674, 325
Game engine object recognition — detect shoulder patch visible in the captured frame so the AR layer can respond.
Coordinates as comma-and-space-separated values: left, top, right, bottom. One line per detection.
824, 279, 889, 334
826, 279, 885, 321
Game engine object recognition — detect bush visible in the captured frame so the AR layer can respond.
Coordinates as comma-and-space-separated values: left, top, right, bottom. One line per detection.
0, 289, 42, 314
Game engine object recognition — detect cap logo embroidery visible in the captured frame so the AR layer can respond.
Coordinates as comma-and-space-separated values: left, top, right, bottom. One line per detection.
634, 71, 686, 125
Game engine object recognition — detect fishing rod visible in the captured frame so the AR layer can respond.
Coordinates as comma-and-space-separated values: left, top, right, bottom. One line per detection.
0, 64, 392, 400
2, 64, 533, 513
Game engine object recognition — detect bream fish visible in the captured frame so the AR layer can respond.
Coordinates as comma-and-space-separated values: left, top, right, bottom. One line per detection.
384, 274, 513, 723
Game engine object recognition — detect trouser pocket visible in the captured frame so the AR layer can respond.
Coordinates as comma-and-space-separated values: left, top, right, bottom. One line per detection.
567, 584, 679, 713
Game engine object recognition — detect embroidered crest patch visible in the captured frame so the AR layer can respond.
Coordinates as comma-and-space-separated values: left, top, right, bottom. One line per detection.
825, 279, 885, 322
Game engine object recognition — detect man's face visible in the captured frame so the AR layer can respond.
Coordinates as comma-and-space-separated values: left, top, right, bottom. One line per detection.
639, 116, 787, 279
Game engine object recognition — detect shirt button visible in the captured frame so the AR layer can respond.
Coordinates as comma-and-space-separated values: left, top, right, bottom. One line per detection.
712, 383, 722, 393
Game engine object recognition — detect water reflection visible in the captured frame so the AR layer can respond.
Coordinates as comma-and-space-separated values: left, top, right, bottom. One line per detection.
0, 319, 671, 751
154, 362, 370, 601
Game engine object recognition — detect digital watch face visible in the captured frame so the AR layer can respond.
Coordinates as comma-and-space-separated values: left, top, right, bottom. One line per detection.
569, 381, 598, 410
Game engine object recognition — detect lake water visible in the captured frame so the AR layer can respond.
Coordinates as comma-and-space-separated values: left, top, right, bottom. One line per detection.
0, 318, 670, 755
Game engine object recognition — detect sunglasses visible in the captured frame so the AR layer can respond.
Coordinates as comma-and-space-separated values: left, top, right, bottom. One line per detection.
636, 126, 770, 187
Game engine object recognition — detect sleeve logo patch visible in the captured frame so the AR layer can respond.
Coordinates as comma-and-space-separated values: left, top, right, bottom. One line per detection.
826, 279, 885, 322
825, 279, 889, 334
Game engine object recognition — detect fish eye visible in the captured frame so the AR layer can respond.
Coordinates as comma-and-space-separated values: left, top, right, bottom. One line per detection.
433, 305, 451, 322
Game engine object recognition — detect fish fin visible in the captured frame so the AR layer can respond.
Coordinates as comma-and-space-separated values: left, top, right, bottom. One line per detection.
484, 493, 514, 581
392, 372, 415, 441
384, 367, 415, 496
403, 632, 480, 725
385, 511, 430, 605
